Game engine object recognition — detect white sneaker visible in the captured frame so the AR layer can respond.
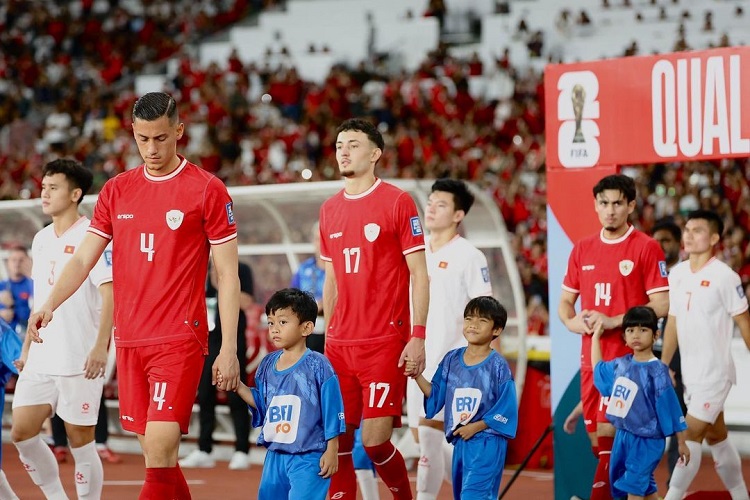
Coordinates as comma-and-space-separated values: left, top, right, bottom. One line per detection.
228, 451, 250, 470
179, 449, 215, 468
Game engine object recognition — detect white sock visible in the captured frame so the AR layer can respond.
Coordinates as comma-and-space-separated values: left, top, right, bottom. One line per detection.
70, 441, 104, 500
665, 440, 702, 500
355, 469, 380, 500
14, 434, 69, 500
0, 470, 19, 500
710, 439, 749, 500
417, 426, 447, 498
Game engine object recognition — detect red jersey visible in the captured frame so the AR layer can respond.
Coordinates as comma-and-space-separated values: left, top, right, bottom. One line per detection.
319, 179, 425, 345
89, 156, 237, 348
562, 226, 668, 368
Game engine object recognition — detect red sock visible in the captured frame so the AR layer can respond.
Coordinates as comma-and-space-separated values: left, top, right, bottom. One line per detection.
139, 467, 177, 500
365, 441, 413, 500
589, 436, 613, 500
329, 431, 357, 499
175, 463, 192, 499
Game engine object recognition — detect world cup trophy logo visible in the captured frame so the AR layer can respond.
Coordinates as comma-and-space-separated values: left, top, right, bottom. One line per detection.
571, 84, 586, 143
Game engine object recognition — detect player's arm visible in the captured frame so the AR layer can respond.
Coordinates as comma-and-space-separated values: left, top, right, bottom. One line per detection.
84, 281, 113, 379
322, 260, 337, 332
645, 291, 669, 321
399, 250, 429, 375
660, 314, 678, 368
28, 233, 108, 342
733, 309, 750, 350
211, 239, 241, 391
557, 289, 591, 335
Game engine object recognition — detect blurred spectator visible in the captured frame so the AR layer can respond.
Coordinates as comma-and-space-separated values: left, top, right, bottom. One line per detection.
0, 247, 33, 334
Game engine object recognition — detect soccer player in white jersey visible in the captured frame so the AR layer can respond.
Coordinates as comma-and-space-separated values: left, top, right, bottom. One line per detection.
406, 178, 492, 500
11, 159, 114, 500
662, 210, 750, 500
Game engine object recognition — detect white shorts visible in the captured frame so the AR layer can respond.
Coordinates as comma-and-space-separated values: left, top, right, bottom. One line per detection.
683, 381, 732, 425
12, 370, 104, 426
406, 369, 444, 429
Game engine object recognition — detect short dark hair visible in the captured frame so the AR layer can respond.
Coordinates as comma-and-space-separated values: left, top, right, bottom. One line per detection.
265, 288, 318, 325
622, 306, 658, 334
651, 218, 681, 242
593, 174, 636, 203
336, 118, 384, 151
464, 296, 508, 333
431, 178, 475, 214
42, 159, 93, 205
687, 209, 724, 237
132, 92, 179, 124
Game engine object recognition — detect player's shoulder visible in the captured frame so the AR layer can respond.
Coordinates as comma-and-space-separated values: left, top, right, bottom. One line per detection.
629, 228, 661, 248
454, 236, 484, 257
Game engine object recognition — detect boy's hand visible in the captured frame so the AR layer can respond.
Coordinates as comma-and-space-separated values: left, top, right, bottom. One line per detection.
591, 318, 605, 338
319, 443, 338, 478
452, 421, 483, 441
678, 441, 691, 465
403, 357, 418, 377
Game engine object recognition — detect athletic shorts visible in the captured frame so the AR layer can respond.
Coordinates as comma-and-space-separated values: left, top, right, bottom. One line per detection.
406, 367, 443, 429
12, 370, 104, 426
452, 433, 507, 499
610, 431, 661, 498
326, 339, 406, 427
258, 450, 328, 500
683, 381, 732, 425
116, 337, 205, 435
581, 367, 609, 433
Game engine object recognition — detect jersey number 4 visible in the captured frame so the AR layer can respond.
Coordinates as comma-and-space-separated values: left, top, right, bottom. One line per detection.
153, 382, 167, 411
595, 282, 612, 307
141, 233, 155, 262
343, 247, 361, 273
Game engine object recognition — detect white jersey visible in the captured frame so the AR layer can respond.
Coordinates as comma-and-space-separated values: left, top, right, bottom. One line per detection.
26, 216, 113, 376
424, 235, 492, 376
668, 257, 748, 389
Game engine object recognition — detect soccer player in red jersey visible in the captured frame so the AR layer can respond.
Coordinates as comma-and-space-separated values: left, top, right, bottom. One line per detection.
321, 118, 429, 500
557, 174, 669, 500
27, 92, 241, 500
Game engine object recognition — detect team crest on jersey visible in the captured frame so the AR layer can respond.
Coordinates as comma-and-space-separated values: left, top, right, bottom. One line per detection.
619, 259, 634, 276
364, 223, 380, 242
166, 209, 184, 230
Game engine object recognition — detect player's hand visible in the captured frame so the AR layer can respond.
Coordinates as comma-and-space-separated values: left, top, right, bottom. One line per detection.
591, 318, 605, 338
83, 344, 108, 379
27, 308, 54, 343
563, 411, 579, 434
213, 349, 240, 391
399, 337, 425, 376
583, 311, 615, 332
678, 441, 690, 465
319, 444, 338, 478
568, 311, 593, 335
452, 421, 482, 441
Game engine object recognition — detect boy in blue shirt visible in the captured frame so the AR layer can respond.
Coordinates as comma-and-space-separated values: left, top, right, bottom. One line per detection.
592, 306, 689, 500
408, 296, 518, 500
220, 288, 345, 499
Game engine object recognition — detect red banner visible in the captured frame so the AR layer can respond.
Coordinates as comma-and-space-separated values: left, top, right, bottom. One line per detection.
545, 47, 750, 169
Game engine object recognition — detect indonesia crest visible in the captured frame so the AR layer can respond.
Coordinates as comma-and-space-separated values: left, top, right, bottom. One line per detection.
619, 259, 634, 276
166, 209, 184, 230
364, 223, 380, 242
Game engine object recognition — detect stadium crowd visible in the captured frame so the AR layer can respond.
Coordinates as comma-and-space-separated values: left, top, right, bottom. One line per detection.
1, 0, 750, 339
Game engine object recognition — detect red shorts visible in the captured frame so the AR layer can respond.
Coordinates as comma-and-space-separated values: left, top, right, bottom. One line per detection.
116, 338, 205, 435
326, 339, 406, 427
581, 367, 608, 434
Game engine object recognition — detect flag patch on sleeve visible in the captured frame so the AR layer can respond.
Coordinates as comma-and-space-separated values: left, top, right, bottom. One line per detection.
410, 216, 423, 236
226, 202, 235, 225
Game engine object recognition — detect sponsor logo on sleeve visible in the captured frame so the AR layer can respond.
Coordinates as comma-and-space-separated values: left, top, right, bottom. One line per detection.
225, 202, 235, 225
410, 216, 423, 236
658, 260, 668, 277
481, 267, 490, 283
104, 250, 113, 267
738, 285, 746, 298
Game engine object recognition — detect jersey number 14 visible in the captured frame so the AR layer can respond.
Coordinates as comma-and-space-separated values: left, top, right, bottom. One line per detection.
595, 282, 612, 306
